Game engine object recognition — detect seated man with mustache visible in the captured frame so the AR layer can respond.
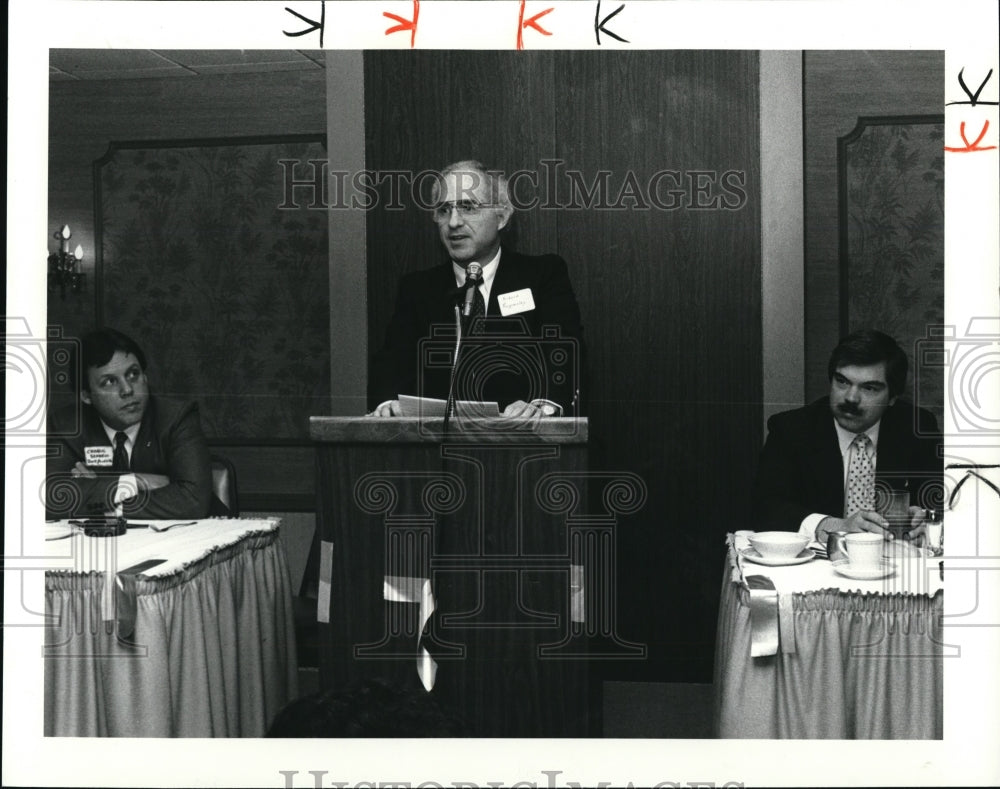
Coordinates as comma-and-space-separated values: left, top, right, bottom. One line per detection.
46, 328, 213, 519
752, 329, 942, 546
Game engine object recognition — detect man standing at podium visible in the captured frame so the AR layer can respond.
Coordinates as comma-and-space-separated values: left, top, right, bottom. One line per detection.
369, 160, 585, 418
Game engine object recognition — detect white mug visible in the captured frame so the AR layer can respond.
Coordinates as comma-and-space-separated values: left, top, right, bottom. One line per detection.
844, 532, 884, 567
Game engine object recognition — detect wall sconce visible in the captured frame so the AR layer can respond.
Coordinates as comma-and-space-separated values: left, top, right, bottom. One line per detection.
48, 224, 86, 299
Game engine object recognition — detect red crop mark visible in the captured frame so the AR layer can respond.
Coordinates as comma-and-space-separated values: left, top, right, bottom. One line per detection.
944, 120, 998, 153
516, 1, 554, 50
384, 0, 420, 48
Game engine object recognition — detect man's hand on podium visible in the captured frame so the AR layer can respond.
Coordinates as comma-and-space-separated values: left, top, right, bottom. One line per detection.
502, 399, 562, 418
370, 400, 403, 417
369, 399, 562, 418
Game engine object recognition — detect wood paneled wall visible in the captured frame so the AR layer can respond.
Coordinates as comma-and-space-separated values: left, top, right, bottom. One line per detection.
803, 51, 943, 399
364, 51, 561, 340
364, 51, 762, 682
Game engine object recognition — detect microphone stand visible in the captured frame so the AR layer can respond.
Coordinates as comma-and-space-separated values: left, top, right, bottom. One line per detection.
443, 267, 482, 435
443, 301, 464, 436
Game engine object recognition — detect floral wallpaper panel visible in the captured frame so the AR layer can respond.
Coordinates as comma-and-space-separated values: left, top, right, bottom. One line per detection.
843, 119, 944, 424
97, 137, 330, 439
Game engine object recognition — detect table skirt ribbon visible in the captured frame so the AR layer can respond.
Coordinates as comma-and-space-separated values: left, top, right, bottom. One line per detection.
383, 574, 437, 691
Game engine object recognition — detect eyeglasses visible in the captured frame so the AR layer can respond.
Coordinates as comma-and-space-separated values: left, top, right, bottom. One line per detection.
432, 200, 497, 223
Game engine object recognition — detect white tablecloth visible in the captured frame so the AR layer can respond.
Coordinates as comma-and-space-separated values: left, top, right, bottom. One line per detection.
715, 533, 943, 739
45, 517, 283, 577
44, 518, 298, 737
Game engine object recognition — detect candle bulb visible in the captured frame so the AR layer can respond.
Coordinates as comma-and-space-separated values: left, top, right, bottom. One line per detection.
49, 224, 86, 298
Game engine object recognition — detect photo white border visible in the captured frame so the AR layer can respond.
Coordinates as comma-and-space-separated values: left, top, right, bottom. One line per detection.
6, 2, 999, 787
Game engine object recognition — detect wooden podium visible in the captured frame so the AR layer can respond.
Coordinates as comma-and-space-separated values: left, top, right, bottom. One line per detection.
309, 415, 597, 737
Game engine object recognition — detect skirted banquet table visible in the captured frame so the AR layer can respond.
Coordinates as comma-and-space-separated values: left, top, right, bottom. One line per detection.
44, 517, 298, 737
714, 532, 944, 739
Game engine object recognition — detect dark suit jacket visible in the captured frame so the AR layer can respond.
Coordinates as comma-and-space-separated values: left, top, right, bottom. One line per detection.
369, 250, 586, 412
752, 397, 942, 531
47, 396, 212, 519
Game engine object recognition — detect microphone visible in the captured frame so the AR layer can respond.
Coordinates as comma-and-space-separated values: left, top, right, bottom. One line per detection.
461, 262, 483, 318
447, 261, 484, 428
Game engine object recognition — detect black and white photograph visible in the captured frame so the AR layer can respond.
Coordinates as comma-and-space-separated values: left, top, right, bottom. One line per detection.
4, 1, 999, 787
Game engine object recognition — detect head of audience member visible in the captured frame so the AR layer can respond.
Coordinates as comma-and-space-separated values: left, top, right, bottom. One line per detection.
826, 329, 908, 434
266, 677, 463, 737
77, 328, 150, 431
430, 160, 513, 266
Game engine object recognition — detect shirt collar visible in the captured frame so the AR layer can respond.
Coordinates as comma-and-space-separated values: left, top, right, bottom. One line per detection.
100, 419, 142, 448
833, 417, 881, 456
452, 247, 502, 293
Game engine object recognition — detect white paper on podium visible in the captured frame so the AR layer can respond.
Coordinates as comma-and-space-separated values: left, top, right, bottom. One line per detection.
398, 394, 500, 418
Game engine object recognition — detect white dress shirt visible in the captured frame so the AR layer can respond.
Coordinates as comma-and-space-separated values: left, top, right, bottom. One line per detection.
99, 419, 141, 506
451, 247, 502, 306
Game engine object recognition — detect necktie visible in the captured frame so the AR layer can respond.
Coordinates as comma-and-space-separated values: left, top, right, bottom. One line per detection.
468, 285, 486, 335
112, 431, 130, 472
844, 432, 875, 516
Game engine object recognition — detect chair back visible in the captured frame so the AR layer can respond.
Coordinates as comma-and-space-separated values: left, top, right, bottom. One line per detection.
209, 454, 239, 517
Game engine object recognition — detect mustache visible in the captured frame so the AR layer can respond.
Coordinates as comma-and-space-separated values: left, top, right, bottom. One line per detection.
837, 403, 861, 416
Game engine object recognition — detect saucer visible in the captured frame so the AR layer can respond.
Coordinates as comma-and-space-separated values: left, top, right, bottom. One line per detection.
738, 546, 816, 567
831, 558, 896, 580
44, 524, 74, 541
883, 541, 931, 559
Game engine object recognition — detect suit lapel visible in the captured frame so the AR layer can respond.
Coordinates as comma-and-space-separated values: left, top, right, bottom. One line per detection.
488, 250, 521, 316
425, 264, 461, 328
131, 400, 157, 470
873, 406, 906, 484
810, 407, 846, 516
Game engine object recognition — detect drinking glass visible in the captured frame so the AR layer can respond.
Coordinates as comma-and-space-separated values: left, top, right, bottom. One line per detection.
878, 490, 911, 541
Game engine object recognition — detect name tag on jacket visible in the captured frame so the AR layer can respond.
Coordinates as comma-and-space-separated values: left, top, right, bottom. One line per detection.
85, 446, 114, 467
498, 288, 535, 316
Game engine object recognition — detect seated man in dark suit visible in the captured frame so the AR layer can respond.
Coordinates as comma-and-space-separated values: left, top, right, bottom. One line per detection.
752, 329, 942, 546
46, 328, 212, 519
369, 159, 585, 418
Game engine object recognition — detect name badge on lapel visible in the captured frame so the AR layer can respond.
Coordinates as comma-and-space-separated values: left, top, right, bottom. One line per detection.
85, 446, 114, 467
498, 288, 535, 316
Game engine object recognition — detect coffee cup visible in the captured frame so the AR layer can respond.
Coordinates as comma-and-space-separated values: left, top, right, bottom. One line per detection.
844, 532, 884, 567
826, 530, 849, 562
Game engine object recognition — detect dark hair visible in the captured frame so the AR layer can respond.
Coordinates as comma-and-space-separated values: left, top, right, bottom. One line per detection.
266, 677, 463, 737
827, 329, 908, 398
77, 328, 147, 393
